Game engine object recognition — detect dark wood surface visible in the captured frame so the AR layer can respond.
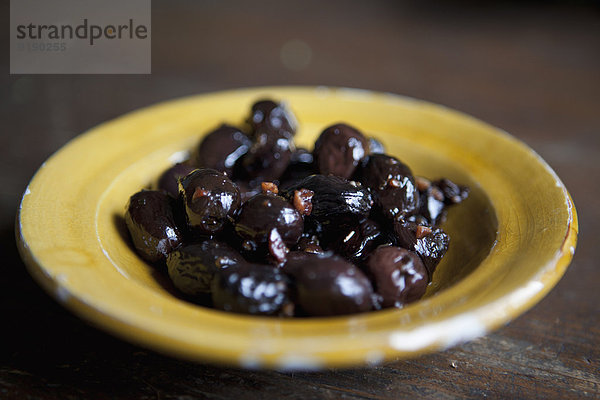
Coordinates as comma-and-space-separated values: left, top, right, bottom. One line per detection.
1, 1, 599, 398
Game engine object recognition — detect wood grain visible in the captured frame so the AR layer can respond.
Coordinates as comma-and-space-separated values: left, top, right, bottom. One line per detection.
1, 1, 598, 398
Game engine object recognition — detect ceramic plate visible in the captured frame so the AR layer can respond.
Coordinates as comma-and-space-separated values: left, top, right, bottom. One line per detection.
17, 87, 577, 369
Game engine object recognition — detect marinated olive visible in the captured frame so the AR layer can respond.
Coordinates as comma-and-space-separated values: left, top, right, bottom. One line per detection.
433, 178, 470, 205
280, 174, 372, 227
179, 168, 241, 236
234, 193, 304, 261
196, 124, 252, 177
296, 234, 324, 254
167, 240, 244, 296
240, 129, 295, 181
419, 183, 447, 227
211, 263, 292, 316
313, 123, 369, 179
356, 154, 419, 220
248, 99, 297, 137
157, 163, 196, 198
283, 252, 374, 316
326, 219, 384, 263
125, 190, 183, 263
366, 245, 428, 308
393, 220, 449, 276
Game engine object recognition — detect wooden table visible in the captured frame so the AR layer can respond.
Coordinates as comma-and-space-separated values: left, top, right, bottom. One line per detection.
2, 1, 598, 398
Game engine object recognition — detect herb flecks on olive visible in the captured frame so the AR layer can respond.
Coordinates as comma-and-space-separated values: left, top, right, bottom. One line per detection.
393, 220, 450, 276
179, 168, 241, 236
356, 153, 419, 220
234, 193, 303, 260
293, 188, 314, 216
281, 174, 372, 227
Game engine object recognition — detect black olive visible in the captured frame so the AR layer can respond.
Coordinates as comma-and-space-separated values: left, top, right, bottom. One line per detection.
295, 234, 324, 254
239, 129, 295, 181
414, 177, 469, 227
248, 99, 297, 138
234, 193, 304, 262
280, 174, 372, 227
166, 240, 245, 296
433, 178, 470, 205
211, 263, 293, 316
125, 190, 184, 263
195, 124, 252, 177
392, 220, 449, 277
313, 123, 369, 179
419, 185, 447, 227
179, 168, 241, 236
356, 154, 419, 220
157, 163, 196, 198
325, 219, 384, 263
283, 252, 374, 316
366, 245, 428, 308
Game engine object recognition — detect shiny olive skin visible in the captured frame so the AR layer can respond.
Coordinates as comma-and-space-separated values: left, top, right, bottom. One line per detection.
248, 99, 297, 137
125, 190, 183, 263
196, 124, 252, 177
356, 154, 419, 220
167, 240, 245, 296
235, 193, 303, 256
434, 178, 470, 205
295, 234, 324, 254
179, 168, 241, 235
280, 174, 372, 227
240, 129, 295, 181
366, 245, 428, 308
368, 137, 385, 155
326, 219, 384, 263
157, 163, 197, 198
393, 220, 449, 276
284, 252, 374, 316
313, 123, 369, 179
419, 185, 447, 227
211, 263, 292, 316
416, 178, 469, 227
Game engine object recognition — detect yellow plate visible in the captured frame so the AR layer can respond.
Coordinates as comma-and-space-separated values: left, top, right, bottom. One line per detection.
17, 87, 577, 370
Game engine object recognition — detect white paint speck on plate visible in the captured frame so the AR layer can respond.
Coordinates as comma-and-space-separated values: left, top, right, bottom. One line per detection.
389, 314, 486, 351
275, 354, 324, 371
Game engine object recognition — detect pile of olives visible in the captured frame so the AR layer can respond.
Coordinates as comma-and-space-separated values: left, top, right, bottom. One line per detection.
125, 100, 469, 317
